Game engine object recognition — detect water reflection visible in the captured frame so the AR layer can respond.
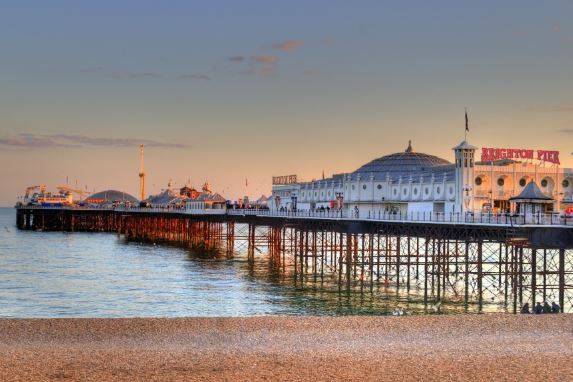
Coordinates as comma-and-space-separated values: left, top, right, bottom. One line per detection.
0, 208, 502, 317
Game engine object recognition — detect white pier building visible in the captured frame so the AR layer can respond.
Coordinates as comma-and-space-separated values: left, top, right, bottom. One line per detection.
270, 140, 573, 217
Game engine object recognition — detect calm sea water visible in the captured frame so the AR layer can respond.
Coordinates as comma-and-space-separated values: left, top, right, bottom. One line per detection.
0, 208, 465, 318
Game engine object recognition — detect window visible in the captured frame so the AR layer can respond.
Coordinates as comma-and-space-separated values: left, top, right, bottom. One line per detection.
321, 191, 324, 197
302, 192, 305, 197
519, 178, 527, 187
425, 188, 429, 195
394, 189, 398, 196
449, 187, 453, 194
328, 191, 332, 197
563, 179, 570, 188
475, 177, 482, 186
403, 188, 407, 195
352, 185, 355, 190
497, 178, 505, 187
413, 188, 418, 195
362, 184, 367, 190
541, 179, 548, 188
377, 184, 382, 190
436, 187, 441, 194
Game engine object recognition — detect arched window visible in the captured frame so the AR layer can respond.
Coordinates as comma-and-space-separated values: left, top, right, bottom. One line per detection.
519, 178, 527, 187
497, 178, 505, 187
541, 179, 548, 188
377, 184, 382, 190
475, 177, 482, 186
563, 179, 570, 188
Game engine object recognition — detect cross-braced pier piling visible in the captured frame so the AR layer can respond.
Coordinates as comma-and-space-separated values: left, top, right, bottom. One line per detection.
16, 207, 573, 313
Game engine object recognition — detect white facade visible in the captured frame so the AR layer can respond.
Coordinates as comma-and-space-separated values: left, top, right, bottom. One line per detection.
270, 140, 573, 217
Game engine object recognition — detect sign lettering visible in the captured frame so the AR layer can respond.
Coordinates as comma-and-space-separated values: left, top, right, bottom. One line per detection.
481, 148, 560, 165
272, 175, 298, 185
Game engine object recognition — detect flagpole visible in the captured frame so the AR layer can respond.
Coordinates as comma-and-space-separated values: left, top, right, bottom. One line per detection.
464, 108, 468, 141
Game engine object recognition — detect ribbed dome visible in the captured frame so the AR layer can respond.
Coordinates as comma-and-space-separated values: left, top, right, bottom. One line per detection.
353, 142, 451, 176
86, 190, 138, 203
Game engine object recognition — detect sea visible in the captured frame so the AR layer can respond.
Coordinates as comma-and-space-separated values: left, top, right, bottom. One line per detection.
1, 207, 481, 317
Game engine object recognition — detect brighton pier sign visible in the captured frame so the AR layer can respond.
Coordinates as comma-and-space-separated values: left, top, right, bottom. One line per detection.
481, 147, 560, 165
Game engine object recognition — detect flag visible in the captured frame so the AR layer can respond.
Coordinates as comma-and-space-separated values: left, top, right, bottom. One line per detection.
465, 109, 469, 133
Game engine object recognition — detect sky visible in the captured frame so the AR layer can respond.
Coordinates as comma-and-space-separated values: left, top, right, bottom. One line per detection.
1, 0, 572, 205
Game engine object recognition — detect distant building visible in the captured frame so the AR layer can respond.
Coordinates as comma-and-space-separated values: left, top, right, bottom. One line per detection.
145, 181, 227, 213
185, 192, 227, 213
85, 190, 138, 206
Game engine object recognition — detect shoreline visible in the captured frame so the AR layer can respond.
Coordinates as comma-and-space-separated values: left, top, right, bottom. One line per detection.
1, 314, 571, 381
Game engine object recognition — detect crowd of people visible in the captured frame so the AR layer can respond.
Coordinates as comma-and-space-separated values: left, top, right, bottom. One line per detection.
520, 301, 561, 314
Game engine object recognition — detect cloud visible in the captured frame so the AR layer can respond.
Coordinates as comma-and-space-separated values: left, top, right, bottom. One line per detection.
81, 67, 205, 81
271, 40, 303, 52
228, 56, 246, 63
557, 129, 573, 134
0, 133, 189, 149
251, 55, 278, 64
0, 134, 68, 148
176, 74, 211, 80
110, 71, 163, 79
249, 55, 278, 77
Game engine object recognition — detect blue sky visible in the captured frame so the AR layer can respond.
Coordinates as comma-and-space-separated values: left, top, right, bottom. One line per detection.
1, 1, 572, 204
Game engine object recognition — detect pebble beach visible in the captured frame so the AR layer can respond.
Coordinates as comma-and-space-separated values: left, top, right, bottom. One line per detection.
0, 314, 571, 381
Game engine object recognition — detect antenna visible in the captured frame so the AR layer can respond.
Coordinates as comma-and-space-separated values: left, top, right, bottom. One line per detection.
139, 144, 146, 201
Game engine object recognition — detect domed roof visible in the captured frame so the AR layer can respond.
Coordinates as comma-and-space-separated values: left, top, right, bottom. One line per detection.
353, 141, 452, 176
86, 190, 138, 203
146, 189, 179, 205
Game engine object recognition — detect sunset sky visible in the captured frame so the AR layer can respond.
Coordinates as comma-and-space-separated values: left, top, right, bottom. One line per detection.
1, 1, 572, 206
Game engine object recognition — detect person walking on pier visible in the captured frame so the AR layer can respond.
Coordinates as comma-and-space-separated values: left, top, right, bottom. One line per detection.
533, 302, 544, 314
520, 303, 530, 314
543, 302, 552, 314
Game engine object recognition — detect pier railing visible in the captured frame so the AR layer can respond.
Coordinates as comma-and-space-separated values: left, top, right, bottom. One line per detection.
16, 205, 573, 226
228, 209, 573, 226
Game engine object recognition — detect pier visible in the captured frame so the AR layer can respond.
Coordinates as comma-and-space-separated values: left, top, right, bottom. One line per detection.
16, 206, 573, 313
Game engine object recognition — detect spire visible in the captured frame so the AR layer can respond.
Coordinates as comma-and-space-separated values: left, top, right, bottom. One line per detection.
138, 144, 145, 201
405, 140, 413, 153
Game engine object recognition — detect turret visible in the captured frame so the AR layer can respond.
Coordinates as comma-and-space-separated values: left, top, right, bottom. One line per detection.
139, 145, 146, 201
453, 140, 477, 213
